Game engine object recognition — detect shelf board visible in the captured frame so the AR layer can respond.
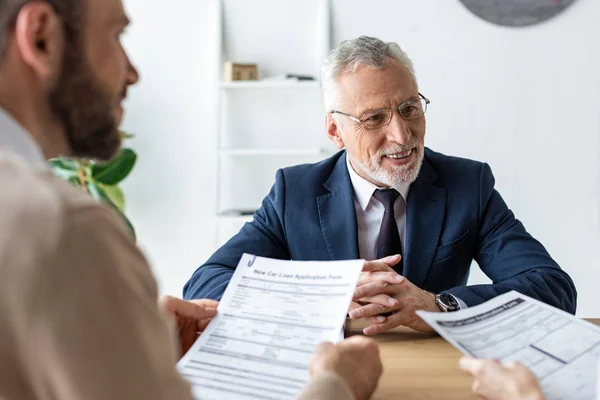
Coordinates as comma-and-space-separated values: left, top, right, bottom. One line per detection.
217, 212, 255, 221
220, 80, 320, 89
219, 148, 331, 156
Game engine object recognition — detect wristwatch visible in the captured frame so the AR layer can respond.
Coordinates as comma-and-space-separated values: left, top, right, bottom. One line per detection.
435, 293, 460, 312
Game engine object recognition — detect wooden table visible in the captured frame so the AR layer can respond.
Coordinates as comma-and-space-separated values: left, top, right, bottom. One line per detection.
345, 318, 600, 400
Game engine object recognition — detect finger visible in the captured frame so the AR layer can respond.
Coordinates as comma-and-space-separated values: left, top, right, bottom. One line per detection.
179, 320, 200, 356
340, 335, 379, 350
177, 316, 194, 334
190, 307, 217, 320
362, 308, 418, 335
354, 279, 404, 299
158, 295, 179, 312
357, 271, 404, 286
366, 315, 388, 324
159, 295, 193, 315
312, 341, 335, 357
362, 317, 398, 336
349, 303, 392, 319
159, 296, 217, 320
471, 379, 481, 394
348, 301, 362, 313
458, 357, 486, 375
356, 293, 399, 308
197, 316, 215, 332
362, 255, 402, 272
309, 341, 336, 375
189, 299, 220, 309
503, 360, 520, 368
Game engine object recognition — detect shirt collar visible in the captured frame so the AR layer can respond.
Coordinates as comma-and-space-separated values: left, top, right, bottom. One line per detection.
346, 153, 411, 211
0, 107, 47, 169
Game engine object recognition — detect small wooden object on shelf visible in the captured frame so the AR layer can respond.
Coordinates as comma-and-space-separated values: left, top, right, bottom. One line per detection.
223, 61, 258, 81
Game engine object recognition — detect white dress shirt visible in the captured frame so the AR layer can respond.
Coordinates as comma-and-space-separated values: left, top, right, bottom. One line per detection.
346, 154, 467, 309
346, 155, 410, 261
0, 107, 46, 168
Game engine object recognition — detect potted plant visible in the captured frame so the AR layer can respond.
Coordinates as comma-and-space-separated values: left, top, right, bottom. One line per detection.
48, 134, 137, 240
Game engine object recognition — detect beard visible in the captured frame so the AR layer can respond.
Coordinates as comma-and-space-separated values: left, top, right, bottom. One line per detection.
48, 41, 121, 161
351, 140, 425, 187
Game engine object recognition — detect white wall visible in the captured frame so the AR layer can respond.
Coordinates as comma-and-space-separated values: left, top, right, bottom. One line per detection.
331, 0, 600, 316
120, 0, 220, 297
120, 0, 600, 316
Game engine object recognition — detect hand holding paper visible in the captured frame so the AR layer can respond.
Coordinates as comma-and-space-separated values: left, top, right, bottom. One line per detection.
159, 296, 218, 358
417, 291, 600, 400
310, 336, 382, 400
177, 254, 365, 400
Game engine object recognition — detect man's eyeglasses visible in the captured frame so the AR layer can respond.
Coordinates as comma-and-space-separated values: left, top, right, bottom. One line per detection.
330, 93, 430, 130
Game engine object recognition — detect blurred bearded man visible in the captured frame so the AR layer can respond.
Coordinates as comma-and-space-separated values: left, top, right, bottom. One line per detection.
0, 1, 382, 399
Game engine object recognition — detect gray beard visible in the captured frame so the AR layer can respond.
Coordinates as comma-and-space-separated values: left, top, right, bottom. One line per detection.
349, 146, 424, 187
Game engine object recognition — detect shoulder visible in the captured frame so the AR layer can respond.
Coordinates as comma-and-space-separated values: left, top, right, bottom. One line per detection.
0, 156, 67, 256
0, 155, 150, 288
278, 150, 345, 187
424, 147, 489, 183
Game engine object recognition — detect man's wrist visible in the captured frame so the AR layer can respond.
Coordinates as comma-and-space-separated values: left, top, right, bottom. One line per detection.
425, 291, 439, 312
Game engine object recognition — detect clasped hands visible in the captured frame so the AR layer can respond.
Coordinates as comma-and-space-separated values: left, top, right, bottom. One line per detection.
159, 254, 438, 359
348, 254, 440, 335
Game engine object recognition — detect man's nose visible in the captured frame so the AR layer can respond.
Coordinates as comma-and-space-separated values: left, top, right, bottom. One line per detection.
386, 112, 410, 145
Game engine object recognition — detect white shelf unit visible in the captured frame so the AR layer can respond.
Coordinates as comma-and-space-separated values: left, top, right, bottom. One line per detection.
219, 148, 330, 156
219, 81, 321, 89
215, 0, 334, 247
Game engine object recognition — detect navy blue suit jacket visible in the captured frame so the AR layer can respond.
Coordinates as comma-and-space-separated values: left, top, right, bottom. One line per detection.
184, 148, 577, 313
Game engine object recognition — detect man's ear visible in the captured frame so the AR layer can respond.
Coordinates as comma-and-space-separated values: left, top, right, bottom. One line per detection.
13, 2, 63, 82
325, 113, 345, 149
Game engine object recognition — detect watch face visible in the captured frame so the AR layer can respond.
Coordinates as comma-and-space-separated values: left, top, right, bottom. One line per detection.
440, 293, 459, 309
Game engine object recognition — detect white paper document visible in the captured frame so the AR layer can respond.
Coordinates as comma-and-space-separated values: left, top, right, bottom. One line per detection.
417, 291, 600, 400
177, 254, 364, 400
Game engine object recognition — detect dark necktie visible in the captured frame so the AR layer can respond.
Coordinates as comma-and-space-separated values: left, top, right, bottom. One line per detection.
373, 188, 403, 274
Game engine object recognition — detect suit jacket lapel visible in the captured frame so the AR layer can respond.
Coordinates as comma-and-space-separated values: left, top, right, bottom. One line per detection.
404, 157, 447, 287
317, 152, 360, 260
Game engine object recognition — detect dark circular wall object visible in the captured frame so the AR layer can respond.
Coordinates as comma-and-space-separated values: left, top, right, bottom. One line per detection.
459, 0, 578, 27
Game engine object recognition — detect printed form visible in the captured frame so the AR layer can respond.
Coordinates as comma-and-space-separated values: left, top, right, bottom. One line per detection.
417, 291, 600, 400
177, 254, 364, 400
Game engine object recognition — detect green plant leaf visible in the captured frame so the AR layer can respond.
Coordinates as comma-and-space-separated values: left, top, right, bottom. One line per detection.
68, 176, 82, 188
50, 167, 79, 181
48, 158, 80, 170
86, 181, 112, 204
114, 207, 136, 242
91, 148, 137, 185
98, 183, 125, 213
48, 158, 81, 180
87, 182, 136, 241
120, 131, 135, 139
49, 151, 136, 242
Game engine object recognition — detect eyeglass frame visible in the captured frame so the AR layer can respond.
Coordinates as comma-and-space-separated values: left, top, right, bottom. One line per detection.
329, 92, 430, 130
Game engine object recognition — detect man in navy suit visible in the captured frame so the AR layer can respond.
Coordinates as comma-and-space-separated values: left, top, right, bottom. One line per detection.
184, 36, 576, 335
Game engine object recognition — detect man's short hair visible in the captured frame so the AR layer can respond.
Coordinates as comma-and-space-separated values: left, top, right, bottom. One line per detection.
321, 36, 417, 111
0, 0, 82, 61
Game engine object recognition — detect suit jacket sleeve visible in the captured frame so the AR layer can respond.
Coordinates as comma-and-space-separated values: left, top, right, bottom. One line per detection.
445, 163, 577, 313
22, 206, 194, 400
183, 169, 291, 300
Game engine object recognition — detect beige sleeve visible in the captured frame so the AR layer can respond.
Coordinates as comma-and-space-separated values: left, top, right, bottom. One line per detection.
21, 205, 194, 400
297, 372, 355, 400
